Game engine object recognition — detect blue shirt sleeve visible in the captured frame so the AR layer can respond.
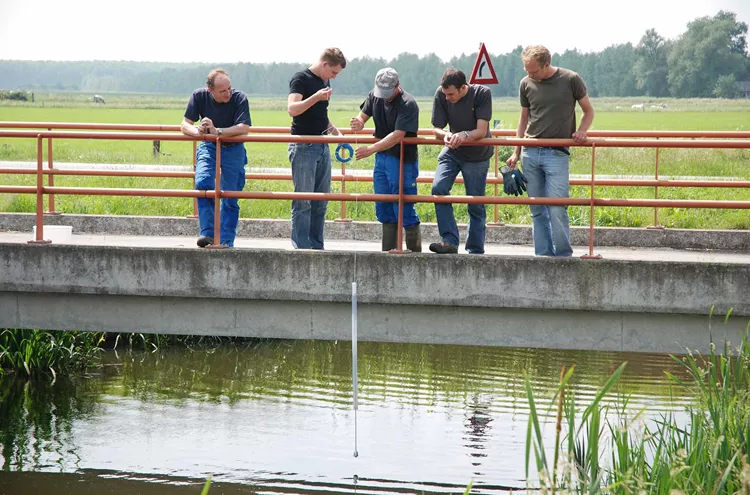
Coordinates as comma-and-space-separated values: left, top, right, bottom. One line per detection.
233, 92, 251, 126
184, 90, 201, 122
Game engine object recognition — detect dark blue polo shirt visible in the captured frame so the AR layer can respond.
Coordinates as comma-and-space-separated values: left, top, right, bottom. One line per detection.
184, 88, 251, 129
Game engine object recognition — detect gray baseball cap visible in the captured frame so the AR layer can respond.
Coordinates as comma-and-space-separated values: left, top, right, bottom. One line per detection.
373, 67, 399, 98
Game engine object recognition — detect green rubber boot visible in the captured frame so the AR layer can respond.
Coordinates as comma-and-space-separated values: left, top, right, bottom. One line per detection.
382, 223, 398, 251
405, 225, 422, 252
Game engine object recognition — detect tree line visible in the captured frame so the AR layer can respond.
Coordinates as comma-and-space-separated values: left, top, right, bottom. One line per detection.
1, 11, 747, 99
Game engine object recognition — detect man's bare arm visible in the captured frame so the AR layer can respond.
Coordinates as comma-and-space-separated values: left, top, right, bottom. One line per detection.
287, 88, 331, 117
181, 117, 204, 137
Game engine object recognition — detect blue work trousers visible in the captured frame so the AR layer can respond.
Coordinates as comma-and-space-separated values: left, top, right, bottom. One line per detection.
195, 142, 247, 247
431, 148, 489, 254
374, 153, 420, 228
521, 147, 573, 257
288, 143, 332, 249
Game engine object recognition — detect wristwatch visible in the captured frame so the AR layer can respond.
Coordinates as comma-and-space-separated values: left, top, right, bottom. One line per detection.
217, 128, 223, 136
463, 131, 470, 139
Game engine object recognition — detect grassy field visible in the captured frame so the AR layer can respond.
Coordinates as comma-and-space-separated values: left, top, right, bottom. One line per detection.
1, 94, 749, 229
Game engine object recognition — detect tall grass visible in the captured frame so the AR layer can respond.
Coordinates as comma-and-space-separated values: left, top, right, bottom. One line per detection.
525, 319, 750, 494
0, 329, 104, 378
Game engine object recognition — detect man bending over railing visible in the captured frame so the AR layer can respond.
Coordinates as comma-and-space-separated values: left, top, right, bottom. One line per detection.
181, 68, 251, 248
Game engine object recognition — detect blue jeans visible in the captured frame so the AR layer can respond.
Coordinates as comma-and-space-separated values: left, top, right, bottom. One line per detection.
521, 147, 573, 257
288, 143, 331, 249
431, 148, 489, 254
195, 142, 247, 247
374, 153, 420, 228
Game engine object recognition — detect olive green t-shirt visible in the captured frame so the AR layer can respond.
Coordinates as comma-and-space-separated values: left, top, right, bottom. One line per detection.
519, 68, 587, 139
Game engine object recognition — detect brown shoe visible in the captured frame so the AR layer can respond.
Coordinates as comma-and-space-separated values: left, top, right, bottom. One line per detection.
428, 241, 458, 254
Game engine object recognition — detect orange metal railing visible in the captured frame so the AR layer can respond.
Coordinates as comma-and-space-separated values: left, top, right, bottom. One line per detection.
1, 124, 750, 256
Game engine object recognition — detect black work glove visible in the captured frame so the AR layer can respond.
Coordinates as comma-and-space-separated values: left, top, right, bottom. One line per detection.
501, 166, 519, 196
512, 169, 527, 195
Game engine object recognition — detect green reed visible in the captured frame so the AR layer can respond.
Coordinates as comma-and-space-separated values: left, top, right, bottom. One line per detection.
525, 317, 750, 494
0, 329, 104, 378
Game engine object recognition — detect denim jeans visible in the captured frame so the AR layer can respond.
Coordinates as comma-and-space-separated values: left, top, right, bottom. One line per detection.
374, 153, 420, 228
431, 148, 490, 254
194, 142, 247, 247
288, 143, 331, 249
521, 147, 573, 257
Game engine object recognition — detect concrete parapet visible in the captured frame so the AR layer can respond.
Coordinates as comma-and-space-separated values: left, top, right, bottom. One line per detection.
1, 243, 748, 353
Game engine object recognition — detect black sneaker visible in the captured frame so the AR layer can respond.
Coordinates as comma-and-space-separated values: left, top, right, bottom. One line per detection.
429, 241, 458, 254
197, 236, 214, 248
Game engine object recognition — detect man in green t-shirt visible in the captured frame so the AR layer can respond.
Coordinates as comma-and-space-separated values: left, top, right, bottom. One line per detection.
507, 45, 595, 257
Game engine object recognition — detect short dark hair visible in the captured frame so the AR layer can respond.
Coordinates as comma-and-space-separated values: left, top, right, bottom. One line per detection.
320, 48, 347, 69
441, 68, 467, 89
206, 68, 229, 89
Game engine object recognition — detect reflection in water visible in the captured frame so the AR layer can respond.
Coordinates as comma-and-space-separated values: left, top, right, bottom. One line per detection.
0, 340, 693, 494
464, 394, 494, 466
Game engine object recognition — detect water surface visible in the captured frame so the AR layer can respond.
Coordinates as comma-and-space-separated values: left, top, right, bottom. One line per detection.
0, 340, 693, 494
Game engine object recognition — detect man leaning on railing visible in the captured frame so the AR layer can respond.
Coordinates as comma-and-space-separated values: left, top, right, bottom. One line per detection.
506, 45, 595, 257
181, 68, 251, 248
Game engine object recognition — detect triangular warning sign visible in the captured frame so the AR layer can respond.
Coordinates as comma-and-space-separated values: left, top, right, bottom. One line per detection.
469, 43, 498, 85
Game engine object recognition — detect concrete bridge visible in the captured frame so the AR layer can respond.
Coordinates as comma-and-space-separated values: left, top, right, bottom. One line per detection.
2, 213, 749, 354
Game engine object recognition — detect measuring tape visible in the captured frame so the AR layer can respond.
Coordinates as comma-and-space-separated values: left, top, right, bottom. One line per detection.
335, 143, 354, 163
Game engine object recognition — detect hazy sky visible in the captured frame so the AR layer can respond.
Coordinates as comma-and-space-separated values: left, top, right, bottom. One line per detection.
1, 0, 748, 64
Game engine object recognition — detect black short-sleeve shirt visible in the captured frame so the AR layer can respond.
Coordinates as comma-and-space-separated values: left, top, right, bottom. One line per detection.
289, 69, 329, 136
431, 84, 493, 161
360, 89, 419, 163
184, 88, 251, 129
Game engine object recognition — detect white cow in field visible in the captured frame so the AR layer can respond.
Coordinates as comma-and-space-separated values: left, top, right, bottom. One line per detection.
92, 95, 105, 104
631, 103, 644, 110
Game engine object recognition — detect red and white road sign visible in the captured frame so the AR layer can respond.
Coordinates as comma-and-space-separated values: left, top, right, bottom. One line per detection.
469, 43, 498, 85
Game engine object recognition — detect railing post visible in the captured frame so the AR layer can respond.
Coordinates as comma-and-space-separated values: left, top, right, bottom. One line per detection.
187, 140, 198, 219
647, 138, 665, 229
206, 140, 227, 249
28, 135, 51, 244
390, 142, 408, 253
487, 145, 504, 227
45, 129, 60, 215
335, 156, 351, 223
581, 144, 601, 259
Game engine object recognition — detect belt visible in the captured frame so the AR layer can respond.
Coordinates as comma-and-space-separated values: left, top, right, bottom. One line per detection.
526, 145, 570, 156
220, 142, 243, 149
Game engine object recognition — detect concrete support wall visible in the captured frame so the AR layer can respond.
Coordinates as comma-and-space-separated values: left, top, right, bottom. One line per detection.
1, 243, 748, 353
1, 291, 744, 354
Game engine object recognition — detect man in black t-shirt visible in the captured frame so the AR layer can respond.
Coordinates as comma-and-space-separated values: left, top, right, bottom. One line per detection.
429, 68, 493, 255
181, 68, 251, 248
286, 48, 346, 250
350, 68, 421, 252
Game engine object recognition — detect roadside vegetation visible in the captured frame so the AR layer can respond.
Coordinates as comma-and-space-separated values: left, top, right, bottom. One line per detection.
525, 314, 750, 494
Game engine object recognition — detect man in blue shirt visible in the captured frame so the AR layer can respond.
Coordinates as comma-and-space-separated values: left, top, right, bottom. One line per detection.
181, 68, 251, 248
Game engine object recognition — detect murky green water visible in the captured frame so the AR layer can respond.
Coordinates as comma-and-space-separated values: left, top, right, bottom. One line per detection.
0, 340, 692, 494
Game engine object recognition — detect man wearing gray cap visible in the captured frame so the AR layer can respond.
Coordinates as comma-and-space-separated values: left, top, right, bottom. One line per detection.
350, 67, 421, 252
